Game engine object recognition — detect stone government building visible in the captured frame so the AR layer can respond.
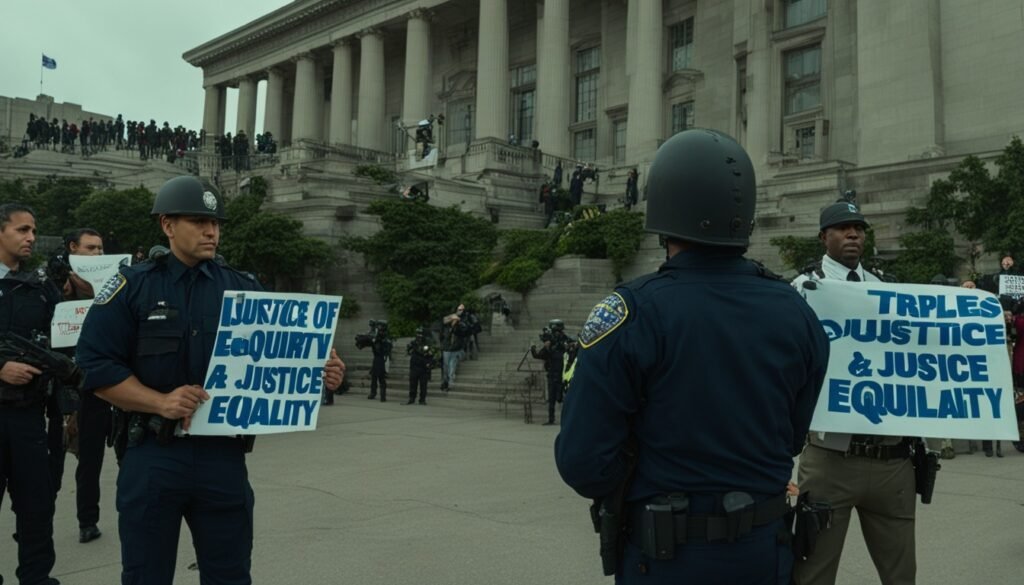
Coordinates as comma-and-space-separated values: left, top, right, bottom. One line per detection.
181, 0, 1023, 277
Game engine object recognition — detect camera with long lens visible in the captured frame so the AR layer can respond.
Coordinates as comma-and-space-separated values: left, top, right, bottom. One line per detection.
539, 319, 567, 348
46, 251, 72, 290
355, 319, 389, 349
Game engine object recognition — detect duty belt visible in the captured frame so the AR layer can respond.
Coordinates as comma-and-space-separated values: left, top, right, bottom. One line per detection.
843, 440, 911, 460
627, 493, 789, 548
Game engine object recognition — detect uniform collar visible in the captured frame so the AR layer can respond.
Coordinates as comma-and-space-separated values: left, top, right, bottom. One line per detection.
659, 248, 747, 272
821, 254, 865, 280
166, 253, 213, 282
0, 263, 11, 279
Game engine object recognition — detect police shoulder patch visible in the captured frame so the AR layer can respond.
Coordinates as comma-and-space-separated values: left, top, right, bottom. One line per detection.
94, 273, 127, 305
579, 292, 629, 349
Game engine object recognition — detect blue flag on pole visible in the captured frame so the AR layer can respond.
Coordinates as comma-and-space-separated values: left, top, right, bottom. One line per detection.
42, 55, 57, 70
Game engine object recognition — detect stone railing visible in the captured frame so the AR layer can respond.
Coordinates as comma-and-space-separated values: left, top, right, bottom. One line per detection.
182, 151, 280, 176
462, 137, 542, 175
283, 139, 396, 165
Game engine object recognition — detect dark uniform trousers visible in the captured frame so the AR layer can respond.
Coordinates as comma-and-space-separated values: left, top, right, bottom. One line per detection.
0, 403, 56, 584
369, 368, 387, 400
409, 368, 428, 403
76, 389, 111, 528
117, 435, 253, 585
792, 444, 917, 585
545, 374, 562, 423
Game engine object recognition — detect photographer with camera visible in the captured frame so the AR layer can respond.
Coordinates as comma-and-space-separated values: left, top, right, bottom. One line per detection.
531, 319, 570, 426
441, 305, 471, 391
355, 320, 392, 402
405, 327, 437, 405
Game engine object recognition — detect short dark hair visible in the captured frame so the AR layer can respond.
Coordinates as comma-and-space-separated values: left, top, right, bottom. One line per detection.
0, 203, 36, 231
64, 228, 102, 253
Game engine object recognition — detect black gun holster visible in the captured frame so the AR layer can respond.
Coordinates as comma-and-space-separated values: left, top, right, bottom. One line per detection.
912, 440, 941, 504
786, 492, 833, 561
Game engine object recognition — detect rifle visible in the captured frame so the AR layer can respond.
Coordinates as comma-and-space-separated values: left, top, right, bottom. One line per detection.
0, 331, 82, 388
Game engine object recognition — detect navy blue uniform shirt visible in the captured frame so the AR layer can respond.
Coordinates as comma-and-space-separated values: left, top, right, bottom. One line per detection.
554, 249, 829, 501
77, 254, 261, 395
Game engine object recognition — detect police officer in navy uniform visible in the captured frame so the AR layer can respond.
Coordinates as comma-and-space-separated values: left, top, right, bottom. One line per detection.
554, 129, 830, 584
76, 176, 345, 585
0, 203, 63, 585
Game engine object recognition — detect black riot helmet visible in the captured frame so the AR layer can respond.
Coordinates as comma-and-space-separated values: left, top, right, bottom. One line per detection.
644, 129, 756, 248
151, 176, 227, 221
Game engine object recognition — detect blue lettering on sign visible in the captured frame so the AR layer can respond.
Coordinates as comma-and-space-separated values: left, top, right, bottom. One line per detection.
818, 319, 1004, 346
827, 378, 1004, 424
874, 352, 989, 382
220, 297, 310, 328
220, 395, 318, 430
868, 291, 1002, 319
212, 330, 332, 362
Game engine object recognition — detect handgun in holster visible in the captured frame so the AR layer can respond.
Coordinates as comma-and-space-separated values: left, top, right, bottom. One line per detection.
912, 439, 940, 504
787, 491, 833, 561
590, 436, 638, 576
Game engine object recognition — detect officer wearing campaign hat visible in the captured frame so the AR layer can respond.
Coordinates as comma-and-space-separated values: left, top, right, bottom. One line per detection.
555, 129, 829, 583
790, 194, 918, 585
76, 175, 346, 584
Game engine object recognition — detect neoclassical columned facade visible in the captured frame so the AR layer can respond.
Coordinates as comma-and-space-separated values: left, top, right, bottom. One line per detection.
183, 0, 690, 166
184, 0, 1024, 268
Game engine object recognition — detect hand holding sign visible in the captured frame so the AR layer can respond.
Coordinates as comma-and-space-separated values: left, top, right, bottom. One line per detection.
323, 348, 345, 391
163, 385, 210, 430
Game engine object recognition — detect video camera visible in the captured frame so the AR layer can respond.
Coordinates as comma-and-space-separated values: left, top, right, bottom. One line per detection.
354, 319, 388, 350
46, 251, 72, 291
539, 319, 566, 344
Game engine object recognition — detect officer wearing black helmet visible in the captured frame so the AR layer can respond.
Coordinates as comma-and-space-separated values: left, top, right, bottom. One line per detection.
406, 327, 436, 405
76, 175, 346, 585
790, 199, 917, 585
555, 129, 829, 583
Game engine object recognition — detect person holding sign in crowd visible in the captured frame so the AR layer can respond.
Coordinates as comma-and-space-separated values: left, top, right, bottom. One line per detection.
555, 130, 830, 584
791, 200, 917, 585
0, 203, 64, 585
60, 228, 112, 544
76, 176, 345, 585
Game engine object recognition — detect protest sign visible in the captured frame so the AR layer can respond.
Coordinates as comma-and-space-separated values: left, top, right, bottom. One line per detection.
803, 281, 1017, 440
50, 300, 94, 348
188, 291, 342, 436
69, 254, 131, 291
998, 274, 1024, 299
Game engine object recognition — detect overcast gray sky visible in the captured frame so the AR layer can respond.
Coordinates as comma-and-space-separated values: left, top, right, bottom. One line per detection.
0, 0, 292, 133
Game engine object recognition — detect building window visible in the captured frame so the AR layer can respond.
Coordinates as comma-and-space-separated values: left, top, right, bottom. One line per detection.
511, 64, 536, 144
447, 98, 474, 146
669, 18, 695, 71
795, 125, 815, 159
784, 46, 821, 115
671, 101, 695, 135
613, 121, 627, 164
574, 128, 596, 161
575, 47, 600, 123
784, 0, 826, 29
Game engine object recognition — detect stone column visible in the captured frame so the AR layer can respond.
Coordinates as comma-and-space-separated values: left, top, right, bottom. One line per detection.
357, 29, 386, 151
291, 52, 318, 142
263, 67, 285, 140
626, 0, 663, 162
474, 0, 509, 140
402, 10, 432, 129
202, 84, 222, 141
536, 0, 570, 156
215, 86, 227, 138
235, 76, 258, 138
329, 41, 354, 144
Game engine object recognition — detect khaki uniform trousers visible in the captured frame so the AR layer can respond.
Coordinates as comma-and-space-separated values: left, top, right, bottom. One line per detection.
792, 444, 917, 585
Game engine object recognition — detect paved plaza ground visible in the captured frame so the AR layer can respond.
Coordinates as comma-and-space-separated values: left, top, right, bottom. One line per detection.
2, 395, 1022, 584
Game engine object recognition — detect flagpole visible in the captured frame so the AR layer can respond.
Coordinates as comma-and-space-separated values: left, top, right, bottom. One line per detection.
40, 59, 43, 95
